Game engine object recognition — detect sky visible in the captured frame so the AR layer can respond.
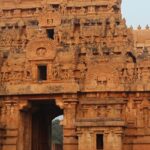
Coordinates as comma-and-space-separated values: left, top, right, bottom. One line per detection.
122, 0, 150, 28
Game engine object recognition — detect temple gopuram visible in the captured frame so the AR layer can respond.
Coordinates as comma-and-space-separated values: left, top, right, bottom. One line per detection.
0, 0, 150, 150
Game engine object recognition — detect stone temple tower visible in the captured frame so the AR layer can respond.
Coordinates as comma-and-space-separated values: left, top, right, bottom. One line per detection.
1, 0, 150, 150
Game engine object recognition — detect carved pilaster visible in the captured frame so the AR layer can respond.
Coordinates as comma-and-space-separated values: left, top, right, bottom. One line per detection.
0, 124, 5, 150
63, 95, 78, 150
17, 100, 31, 150
105, 128, 123, 150
0, 98, 19, 150
77, 130, 93, 150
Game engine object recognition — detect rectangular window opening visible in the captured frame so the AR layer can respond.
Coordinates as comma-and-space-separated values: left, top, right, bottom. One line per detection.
38, 65, 47, 81
46, 29, 54, 39
3, 51, 9, 59
96, 134, 103, 150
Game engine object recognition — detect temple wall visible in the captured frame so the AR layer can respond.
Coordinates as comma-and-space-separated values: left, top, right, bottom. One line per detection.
0, 0, 150, 150
0, 93, 150, 150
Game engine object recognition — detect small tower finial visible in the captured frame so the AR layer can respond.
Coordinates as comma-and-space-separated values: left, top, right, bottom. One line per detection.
130, 25, 133, 30
146, 25, 149, 30
137, 25, 141, 30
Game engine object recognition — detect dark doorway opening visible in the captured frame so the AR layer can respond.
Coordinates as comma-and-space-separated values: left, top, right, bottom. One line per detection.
96, 134, 104, 150
47, 29, 54, 39
31, 100, 63, 150
38, 65, 47, 81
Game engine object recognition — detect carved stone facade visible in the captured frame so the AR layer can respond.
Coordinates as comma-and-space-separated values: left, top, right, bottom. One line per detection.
0, 0, 150, 150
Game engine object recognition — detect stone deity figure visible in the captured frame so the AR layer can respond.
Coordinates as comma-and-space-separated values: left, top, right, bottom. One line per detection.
88, 6, 95, 14
109, 16, 116, 36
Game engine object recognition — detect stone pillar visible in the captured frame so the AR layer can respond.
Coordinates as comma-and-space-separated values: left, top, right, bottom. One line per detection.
0, 102, 3, 150
63, 97, 78, 150
17, 100, 32, 150
0, 99, 19, 150
0, 124, 5, 150
78, 130, 94, 150
105, 128, 123, 150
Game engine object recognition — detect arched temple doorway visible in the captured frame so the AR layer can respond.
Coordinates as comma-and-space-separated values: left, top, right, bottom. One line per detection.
19, 99, 63, 150
31, 100, 63, 150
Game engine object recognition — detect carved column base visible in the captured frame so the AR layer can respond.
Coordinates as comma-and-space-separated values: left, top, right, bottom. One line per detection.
63, 127, 78, 150
63, 136, 78, 150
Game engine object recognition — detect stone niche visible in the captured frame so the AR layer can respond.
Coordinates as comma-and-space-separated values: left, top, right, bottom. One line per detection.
25, 35, 57, 82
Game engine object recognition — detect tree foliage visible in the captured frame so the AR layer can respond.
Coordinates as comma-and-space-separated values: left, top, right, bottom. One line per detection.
52, 119, 63, 144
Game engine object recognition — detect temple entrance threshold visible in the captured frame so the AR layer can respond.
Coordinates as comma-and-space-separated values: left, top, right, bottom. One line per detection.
31, 100, 63, 150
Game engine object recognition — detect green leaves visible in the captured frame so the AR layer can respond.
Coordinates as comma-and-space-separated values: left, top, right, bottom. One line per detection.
52, 119, 63, 144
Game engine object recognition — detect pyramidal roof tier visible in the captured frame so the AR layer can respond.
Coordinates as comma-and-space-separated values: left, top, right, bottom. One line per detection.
0, 0, 144, 95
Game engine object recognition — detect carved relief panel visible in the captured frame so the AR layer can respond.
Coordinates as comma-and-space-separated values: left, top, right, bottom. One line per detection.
39, 10, 61, 28
77, 99, 124, 120
26, 37, 56, 61
0, 100, 19, 128
0, 57, 32, 84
